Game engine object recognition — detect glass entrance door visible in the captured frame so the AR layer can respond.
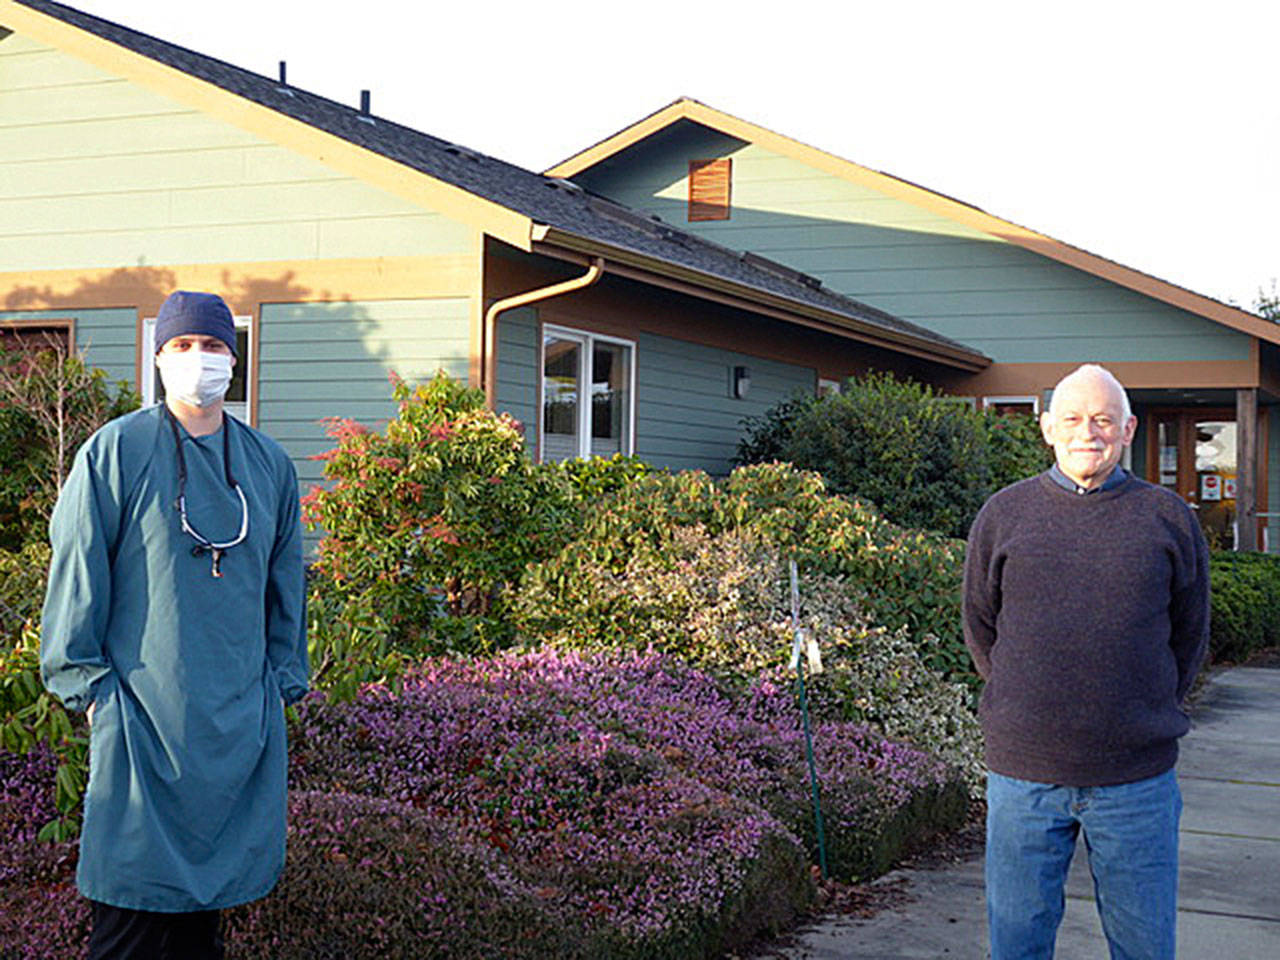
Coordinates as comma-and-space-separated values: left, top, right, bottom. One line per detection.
1149, 410, 1237, 549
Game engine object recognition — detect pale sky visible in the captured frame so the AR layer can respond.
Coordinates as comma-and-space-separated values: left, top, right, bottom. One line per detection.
69, 0, 1280, 313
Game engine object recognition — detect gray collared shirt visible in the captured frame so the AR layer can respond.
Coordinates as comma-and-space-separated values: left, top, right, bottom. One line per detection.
1049, 464, 1128, 495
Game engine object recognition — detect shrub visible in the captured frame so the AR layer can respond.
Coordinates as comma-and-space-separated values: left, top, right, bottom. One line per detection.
0, 542, 51, 643
1209, 550, 1280, 662
514, 462, 974, 687
302, 372, 579, 685
287, 649, 963, 889
735, 373, 1051, 538
0, 546, 88, 845
0, 745, 90, 959
513, 520, 981, 789
5, 652, 868, 959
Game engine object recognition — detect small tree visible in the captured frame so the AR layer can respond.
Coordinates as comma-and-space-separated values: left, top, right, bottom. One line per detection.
0, 333, 138, 549
1255, 279, 1279, 322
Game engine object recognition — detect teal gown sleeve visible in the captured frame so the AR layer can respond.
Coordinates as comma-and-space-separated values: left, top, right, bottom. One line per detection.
40, 438, 124, 712
265, 458, 308, 705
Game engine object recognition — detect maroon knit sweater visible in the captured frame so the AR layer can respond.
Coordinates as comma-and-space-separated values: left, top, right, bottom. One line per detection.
963, 472, 1209, 787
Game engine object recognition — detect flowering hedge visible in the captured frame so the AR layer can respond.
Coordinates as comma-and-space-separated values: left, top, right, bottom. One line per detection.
0, 650, 963, 958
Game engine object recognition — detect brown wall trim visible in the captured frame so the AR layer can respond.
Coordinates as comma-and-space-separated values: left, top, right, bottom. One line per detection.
937, 359, 1261, 399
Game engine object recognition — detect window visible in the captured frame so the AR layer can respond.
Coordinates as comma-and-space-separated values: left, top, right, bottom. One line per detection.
0, 320, 72, 357
817, 378, 841, 398
143, 313, 254, 423
540, 324, 635, 462
983, 395, 1039, 417
688, 158, 731, 221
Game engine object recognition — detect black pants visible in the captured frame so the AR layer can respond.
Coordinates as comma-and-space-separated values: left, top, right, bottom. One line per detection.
86, 901, 224, 960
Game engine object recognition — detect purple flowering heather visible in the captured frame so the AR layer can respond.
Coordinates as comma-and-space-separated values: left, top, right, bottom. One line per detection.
0, 745, 89, 959
1, 648, 962, 958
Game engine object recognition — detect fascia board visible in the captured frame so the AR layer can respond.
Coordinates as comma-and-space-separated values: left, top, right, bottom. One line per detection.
550, 98, 1275, 344
1, 0, 534, 251
534, 227, 989, 373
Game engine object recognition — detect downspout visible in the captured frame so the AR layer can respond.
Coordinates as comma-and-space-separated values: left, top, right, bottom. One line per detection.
480, 253, 604, 408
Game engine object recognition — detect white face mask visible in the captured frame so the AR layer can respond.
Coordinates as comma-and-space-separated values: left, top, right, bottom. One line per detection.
155, 351, 234, 408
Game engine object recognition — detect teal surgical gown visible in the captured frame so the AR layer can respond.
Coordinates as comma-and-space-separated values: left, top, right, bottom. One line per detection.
40, 404, 308, 912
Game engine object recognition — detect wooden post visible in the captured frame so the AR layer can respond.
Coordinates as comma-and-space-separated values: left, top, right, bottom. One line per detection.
1236, 388, 1259, 551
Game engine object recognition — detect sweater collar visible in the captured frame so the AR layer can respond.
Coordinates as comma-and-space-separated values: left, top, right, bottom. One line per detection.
1049, 463, 1128, 495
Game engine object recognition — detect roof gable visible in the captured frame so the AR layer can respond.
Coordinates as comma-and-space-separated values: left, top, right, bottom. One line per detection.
549, 98, 1278, 347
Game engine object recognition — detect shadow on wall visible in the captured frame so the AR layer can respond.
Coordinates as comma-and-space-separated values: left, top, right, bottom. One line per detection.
2, 266, 333, 318
0, 267, 411, 497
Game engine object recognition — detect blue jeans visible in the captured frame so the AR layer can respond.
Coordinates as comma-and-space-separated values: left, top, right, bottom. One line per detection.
985, 769, 1181, 960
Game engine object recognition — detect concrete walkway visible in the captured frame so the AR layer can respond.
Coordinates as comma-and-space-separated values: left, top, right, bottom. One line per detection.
753, 665, 1280, 959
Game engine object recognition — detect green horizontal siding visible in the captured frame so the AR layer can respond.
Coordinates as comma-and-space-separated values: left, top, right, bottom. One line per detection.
257, 298, 470, 489
0, 33, 472, 271
0, 307, 137, 386
575, 120, 1249, 366
494, 307, 538, 447
633, 332, 813, 475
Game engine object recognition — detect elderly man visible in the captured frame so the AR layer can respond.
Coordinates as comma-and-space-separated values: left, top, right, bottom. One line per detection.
41, 291, 309, 959
963, 363, 1208, 959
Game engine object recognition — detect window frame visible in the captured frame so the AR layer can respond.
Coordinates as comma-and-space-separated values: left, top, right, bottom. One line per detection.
537, 322, 637, 463
0, 317, 75, 355
982, 394, 1040, 416
142, 312, 255, 425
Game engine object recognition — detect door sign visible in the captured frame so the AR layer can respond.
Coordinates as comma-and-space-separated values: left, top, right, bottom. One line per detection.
1200, 474, 1222, 502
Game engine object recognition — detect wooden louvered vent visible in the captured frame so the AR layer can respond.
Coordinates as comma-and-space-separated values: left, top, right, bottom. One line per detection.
688, 158, 731, 221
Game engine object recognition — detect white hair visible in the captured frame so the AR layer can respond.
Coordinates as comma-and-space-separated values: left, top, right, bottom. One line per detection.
1048, 363, 1132, 421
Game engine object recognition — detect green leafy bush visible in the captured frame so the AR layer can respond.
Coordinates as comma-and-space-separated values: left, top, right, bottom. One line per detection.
736, 373, 1051, 538
302, 373, 579, 689
515, 462, 973, 686
1209, 550, 1280, 662
512, 463, 982, 792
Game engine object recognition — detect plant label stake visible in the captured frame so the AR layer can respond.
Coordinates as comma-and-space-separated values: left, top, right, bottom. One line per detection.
790, 558, 828, 881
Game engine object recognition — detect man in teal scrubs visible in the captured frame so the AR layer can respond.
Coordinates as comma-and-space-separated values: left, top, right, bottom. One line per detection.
41, 291, 309, 959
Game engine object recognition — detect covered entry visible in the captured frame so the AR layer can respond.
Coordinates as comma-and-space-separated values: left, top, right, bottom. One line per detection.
1132, 388, 1270, 552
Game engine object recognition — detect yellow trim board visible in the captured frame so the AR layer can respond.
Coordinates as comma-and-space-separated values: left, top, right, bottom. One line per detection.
0, 1, 533, 251
0, 256, 477, 314
548, 98, 1275, 345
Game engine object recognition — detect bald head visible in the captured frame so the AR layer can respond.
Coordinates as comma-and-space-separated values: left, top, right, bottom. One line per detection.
1049, 364, 1131, 422
1041, 364, 1137, 490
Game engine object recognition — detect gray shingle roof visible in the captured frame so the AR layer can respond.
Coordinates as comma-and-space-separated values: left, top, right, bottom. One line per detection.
16, 1, 985, 363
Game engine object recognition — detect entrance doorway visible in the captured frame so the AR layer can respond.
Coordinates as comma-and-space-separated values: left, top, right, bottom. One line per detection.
1147, 410, 1237, 549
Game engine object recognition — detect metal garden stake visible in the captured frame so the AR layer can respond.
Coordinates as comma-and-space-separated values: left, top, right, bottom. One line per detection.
789, 558, 828, 880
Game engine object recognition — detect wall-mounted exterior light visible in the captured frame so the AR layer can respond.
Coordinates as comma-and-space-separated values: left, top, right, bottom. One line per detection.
732, 365, 751, 399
